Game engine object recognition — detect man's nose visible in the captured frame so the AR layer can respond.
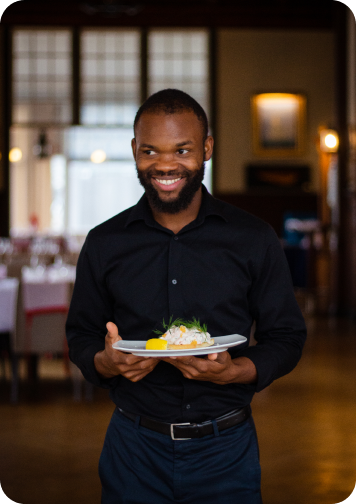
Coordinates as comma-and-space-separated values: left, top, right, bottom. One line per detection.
154, 154, 179, 171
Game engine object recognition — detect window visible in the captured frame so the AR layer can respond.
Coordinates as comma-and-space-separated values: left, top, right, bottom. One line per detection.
12, 29, 72, 124
148, 30, 209, 116
68, 29, 142, 233
80, 30, 140, 125
65, 127, 143, 234
148, 29, 212, 195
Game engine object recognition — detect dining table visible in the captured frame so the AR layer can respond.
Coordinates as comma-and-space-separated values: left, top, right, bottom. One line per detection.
0, 276, 20, 401
8, 262, 82, 401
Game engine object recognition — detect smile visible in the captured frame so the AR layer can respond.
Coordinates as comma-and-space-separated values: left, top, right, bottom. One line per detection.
154, 177, 182, 186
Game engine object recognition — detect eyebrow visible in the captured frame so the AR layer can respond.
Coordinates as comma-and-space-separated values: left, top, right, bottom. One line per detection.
139, 143, 156, 149
139, 140, 194, 149
176, 141, 193, 147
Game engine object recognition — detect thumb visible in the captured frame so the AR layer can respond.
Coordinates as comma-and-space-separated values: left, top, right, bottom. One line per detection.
207, 353, 218, 361
106, 321, 122, 342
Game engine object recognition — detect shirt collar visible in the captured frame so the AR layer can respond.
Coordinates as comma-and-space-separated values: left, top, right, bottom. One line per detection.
125, 184, 228, 229
200, 185, 228, 223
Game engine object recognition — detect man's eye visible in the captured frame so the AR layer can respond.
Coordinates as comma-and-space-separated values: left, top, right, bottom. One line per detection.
177, 149, 188, 155
144, 150, 155, 155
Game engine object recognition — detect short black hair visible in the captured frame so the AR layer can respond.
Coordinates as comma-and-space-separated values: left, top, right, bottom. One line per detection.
134, 88, 209, 140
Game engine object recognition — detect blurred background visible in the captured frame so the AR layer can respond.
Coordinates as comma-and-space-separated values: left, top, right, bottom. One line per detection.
0, 1, 355, 504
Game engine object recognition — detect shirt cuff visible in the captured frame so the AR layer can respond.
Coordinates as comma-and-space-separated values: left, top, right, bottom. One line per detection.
69, 343, 119, 390
236, 345, 278, 392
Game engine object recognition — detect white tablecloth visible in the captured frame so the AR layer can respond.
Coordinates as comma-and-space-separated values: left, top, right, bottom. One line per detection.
10, 264, 76, 354
21, 265, 76, 312
0, 264, 7, 279
0, 278, 19, 333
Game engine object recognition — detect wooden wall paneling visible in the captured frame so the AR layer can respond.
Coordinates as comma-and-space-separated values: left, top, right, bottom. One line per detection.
334, 1, 354, 316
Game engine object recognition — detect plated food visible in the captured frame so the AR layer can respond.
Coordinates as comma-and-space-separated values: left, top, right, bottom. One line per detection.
146, 317, 214, 350
113, 334, 247, 356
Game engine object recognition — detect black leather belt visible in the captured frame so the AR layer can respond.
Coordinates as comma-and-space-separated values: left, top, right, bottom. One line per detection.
117, 405, 251, 440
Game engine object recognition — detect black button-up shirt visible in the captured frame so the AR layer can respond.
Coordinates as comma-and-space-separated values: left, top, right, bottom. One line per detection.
66, 186, 306, 423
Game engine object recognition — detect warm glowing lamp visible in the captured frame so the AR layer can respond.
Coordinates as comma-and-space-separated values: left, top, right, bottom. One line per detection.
90, 149, 106, 163
9, 148, 23, 162
320, 129, 339, 153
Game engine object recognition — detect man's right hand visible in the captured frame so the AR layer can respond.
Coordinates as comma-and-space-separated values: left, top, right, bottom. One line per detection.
94, 321, 160, 382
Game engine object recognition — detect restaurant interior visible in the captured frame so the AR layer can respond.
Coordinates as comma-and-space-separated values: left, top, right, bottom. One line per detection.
0, 1, 356, 503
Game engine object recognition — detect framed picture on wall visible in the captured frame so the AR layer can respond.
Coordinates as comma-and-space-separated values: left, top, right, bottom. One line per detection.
251, 93, 306, 157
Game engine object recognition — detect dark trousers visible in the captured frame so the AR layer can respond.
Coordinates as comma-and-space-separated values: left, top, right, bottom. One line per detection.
99, 408, 262, 504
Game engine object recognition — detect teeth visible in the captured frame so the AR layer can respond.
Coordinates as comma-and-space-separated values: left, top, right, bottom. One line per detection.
156, 178, 181, 186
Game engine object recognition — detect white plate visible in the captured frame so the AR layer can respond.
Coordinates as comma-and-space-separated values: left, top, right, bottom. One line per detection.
112, 334, 247, 357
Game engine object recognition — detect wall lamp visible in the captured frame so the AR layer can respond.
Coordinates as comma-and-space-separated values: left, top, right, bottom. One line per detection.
90, 149, 106, 164
9, 147, 22, 162
319, 129, 339, 153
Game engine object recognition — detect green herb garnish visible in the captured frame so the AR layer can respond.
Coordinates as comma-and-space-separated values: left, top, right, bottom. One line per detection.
153, 316, 208, 336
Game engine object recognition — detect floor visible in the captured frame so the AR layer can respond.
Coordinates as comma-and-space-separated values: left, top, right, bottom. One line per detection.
0, 316, 356, 504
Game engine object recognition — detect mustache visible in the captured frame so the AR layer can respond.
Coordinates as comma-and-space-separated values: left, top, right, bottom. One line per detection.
138, 167, 190, 179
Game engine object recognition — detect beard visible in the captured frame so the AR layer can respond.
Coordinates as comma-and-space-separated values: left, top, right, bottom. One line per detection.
136, 162, 205, 214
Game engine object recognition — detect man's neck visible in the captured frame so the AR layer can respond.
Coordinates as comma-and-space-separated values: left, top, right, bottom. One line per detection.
150, 187, 203, 234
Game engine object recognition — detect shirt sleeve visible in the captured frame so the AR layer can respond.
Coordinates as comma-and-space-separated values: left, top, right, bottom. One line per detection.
237, 225, 307, 392
66, 232, 119, 389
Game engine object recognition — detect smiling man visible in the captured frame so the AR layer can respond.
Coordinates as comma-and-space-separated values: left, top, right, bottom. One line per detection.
66, 89, 307, 504
133, 93, 213, 231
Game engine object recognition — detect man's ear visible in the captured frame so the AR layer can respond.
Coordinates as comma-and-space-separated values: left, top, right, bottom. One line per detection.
204, 136, 214, 162
131, 138, 136, 160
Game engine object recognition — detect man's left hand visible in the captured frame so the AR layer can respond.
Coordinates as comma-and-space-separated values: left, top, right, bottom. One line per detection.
160, 352, 257, 385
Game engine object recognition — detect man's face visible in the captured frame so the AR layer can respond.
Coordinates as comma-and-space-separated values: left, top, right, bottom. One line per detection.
132, 111, 213, 214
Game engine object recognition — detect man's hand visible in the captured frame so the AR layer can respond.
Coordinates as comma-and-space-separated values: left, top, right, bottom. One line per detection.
161, 352, 257, 385
94, 322, 159, 382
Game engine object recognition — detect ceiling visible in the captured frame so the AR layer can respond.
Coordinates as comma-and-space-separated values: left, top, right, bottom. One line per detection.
2, 0, 335, 29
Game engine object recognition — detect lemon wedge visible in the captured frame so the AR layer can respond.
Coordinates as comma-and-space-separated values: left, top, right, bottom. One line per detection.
145, 338, 168, 350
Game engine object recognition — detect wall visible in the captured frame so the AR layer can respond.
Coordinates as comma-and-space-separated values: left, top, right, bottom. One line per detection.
216, 29, 336, 193
0, 28, 4, 193
346, 8, 356, 314
348, 8, 356, 126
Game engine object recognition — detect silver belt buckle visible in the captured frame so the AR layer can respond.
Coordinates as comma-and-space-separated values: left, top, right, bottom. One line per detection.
170, 422, 191, 440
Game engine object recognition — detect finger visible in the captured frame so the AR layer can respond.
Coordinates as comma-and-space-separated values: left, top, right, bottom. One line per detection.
137, 357, 160, 369
119, 358, 158, 376
125, 365, 157, 381
164, 359, 200, 374
164, 355, 204, 367
170, 356, 195, 365
124, 358, 160, 375
208, 351, 229, 363
129, 372, 151, 382
126, 355, 159, 366
170, 356, 219, 375
106, 321, 122, 342
111, 351, 147, 367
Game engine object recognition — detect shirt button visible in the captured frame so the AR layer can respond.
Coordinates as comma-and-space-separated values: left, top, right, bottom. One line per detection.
174, 236, 179, 240
172, 279, 177, 285
185, 404, 191, 410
